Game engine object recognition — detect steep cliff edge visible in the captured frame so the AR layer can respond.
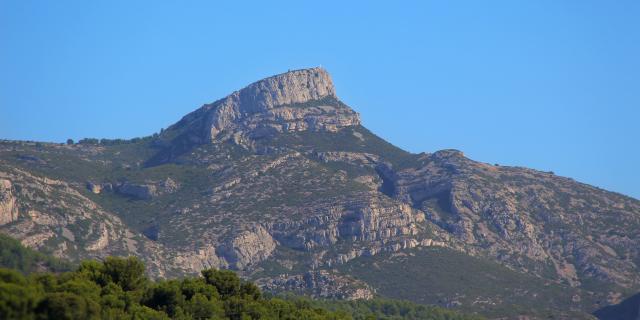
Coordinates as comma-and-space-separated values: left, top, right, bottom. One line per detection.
150, 68, 360, 163
0, 178, 18, 225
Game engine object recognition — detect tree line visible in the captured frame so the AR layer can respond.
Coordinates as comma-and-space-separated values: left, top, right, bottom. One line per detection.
0, 234, 483, 320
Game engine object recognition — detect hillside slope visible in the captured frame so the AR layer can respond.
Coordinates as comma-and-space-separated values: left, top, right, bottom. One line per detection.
1, 67, 638, 318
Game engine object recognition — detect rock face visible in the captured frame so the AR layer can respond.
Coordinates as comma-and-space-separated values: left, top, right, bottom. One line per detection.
160, 68, 360, 152
268, 194, 437, 267
0, 168, 206, 278
0, 179, 18, 225
216, 226, 276, 270
385, 150, 640, 288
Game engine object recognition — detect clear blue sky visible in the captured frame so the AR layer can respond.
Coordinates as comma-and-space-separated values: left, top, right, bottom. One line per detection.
1, 1, 639, 199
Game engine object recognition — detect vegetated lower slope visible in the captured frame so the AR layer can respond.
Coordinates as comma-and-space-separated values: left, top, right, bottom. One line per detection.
0, 234, 482, 320
0, 233, 72, 274
1, 67, 639, 319
338, 246, 597, 319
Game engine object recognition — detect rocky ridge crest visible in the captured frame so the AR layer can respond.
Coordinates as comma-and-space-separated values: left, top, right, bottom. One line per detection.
164, 67, 360, 148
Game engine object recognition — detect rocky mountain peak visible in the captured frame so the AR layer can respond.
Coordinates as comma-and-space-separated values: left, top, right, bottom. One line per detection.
235, 67, 337, 111
3, 66, 640, 317
165, 67, 360, 147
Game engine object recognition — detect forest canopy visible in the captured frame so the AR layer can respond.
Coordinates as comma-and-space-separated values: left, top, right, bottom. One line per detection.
0, 254, 483, 320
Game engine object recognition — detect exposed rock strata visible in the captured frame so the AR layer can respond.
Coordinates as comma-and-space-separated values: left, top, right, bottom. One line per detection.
387, 149, 640, 288
162, 68, 360, 149
216, 225, 277, 270
0, 179, 18, 225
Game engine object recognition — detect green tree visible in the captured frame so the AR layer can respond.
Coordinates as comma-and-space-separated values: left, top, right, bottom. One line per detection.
201, 269, 241, 298
143, 280, 184, 317
0, 248, 483, 320
184, 293, 224, 320
101, 257, 147, 291
0, 269, 42, 320
35, 292, 101, 320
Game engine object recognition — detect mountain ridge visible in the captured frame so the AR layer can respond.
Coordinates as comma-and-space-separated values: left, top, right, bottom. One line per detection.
148, 67, 360, 165
1, 67, 638, 318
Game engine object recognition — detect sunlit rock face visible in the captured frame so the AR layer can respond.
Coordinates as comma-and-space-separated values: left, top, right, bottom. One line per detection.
164, 67, 361, 146
0, 179, 18, 225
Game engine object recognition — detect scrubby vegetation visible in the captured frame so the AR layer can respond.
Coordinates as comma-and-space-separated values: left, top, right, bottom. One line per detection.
304, 298, 485, 320
0, 255, 483, 320
338, 247, 597, 319
0, 234, 72, 274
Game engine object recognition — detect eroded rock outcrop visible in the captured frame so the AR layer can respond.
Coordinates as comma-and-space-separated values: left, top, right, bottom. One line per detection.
0, 179, 18, 225
163, 68, 360, 148
217, 225, 277, 270
267, 194, 448, 267
174, 245, 226, 272
0, 168, 174, 277
386, 149, 640, 288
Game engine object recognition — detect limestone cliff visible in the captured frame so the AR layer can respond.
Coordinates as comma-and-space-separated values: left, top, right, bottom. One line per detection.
216, 225, 277, 270
0, 179, 18, 225
152, 68, 360, 162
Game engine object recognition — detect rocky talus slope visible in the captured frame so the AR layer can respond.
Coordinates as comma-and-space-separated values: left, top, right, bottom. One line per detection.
0, 67, 638, 318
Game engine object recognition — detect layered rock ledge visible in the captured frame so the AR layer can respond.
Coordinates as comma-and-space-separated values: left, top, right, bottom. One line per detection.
166, 67, 361, 145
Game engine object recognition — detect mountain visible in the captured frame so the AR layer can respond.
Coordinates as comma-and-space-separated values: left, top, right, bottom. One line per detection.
1, 67, 638, 318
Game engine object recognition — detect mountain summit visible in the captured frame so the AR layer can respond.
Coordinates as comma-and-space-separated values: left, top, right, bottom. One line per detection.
161, 68, 360, 150
1, 68, 639, 318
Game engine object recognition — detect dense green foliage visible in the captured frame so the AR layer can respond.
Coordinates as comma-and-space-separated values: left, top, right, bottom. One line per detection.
0, 234, 72, 274
0, 256, 342, 320
0, 256, 483, 320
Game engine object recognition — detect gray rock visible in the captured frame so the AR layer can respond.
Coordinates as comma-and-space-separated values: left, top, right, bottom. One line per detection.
164, 67, 361, 146
217, 225, 276, 270
116, 182, 157, 200
0, 179, 18, 225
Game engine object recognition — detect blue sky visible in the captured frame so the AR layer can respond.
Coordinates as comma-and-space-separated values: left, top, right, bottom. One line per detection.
1, 1, 639, 199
